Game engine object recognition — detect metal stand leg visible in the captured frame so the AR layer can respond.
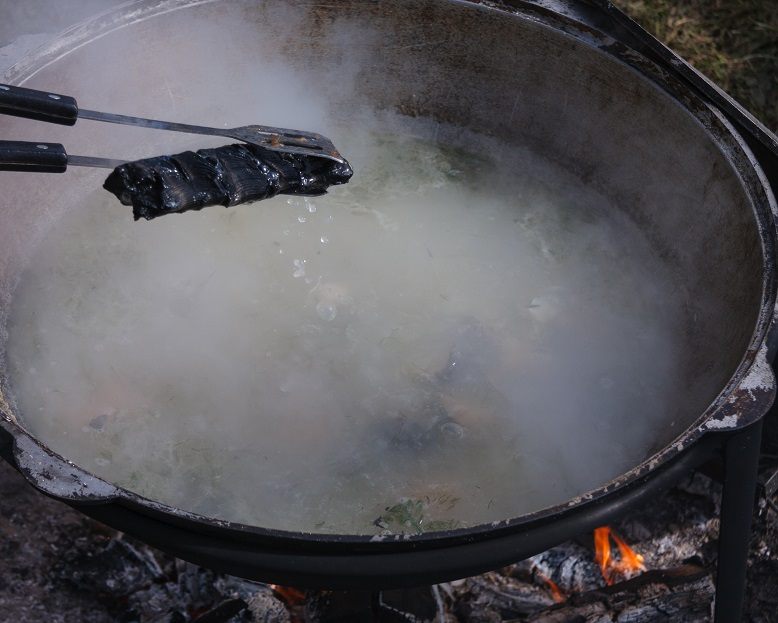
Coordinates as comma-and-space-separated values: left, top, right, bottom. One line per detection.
714, 418, 764, 623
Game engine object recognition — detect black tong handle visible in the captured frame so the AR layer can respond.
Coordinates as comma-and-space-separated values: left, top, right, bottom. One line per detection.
0, 84, 79, 126
0, 141, 68, 172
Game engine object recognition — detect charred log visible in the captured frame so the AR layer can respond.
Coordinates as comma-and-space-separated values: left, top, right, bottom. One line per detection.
524, 564, 714, 623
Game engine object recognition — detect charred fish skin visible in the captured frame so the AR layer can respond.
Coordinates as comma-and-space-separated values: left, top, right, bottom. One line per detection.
103, 144, 353, 220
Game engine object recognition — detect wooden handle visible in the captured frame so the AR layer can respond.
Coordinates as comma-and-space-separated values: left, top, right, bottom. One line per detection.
0, 84, 78, 126
0, 141, 68, 173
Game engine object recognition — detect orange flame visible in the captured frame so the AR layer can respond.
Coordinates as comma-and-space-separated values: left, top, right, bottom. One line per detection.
535, 570, 566, 603
269, 584, 306, 605
593, 526, 645, 585
594, 526, 612, 581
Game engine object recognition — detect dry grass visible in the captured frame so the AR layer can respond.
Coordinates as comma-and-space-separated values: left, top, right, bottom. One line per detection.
620, 0, 778, 131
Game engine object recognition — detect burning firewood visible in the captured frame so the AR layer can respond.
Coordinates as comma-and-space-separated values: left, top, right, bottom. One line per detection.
523, 564, 714, 623
594, 526, 646, 585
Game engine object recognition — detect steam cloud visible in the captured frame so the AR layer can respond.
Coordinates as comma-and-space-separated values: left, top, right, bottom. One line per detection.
2, 0, 687, 534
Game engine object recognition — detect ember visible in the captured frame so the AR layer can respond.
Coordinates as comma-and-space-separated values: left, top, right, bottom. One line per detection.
594, 525, 646, 585
269, 584, 306, 606
534, 569, 566, 603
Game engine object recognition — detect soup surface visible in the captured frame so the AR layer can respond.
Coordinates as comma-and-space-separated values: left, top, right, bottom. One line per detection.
6, 129, 686, 534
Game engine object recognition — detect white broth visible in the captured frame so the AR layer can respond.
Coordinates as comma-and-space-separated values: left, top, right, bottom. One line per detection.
6, 130, 686, 534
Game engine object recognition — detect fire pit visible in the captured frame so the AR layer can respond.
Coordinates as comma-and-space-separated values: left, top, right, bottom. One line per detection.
0, 1, 776, 622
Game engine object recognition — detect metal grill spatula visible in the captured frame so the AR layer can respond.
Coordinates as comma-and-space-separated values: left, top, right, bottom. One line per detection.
0, 84, 346, 172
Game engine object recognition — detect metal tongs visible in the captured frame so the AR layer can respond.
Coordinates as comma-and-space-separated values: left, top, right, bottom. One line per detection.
0, 84, 346, 173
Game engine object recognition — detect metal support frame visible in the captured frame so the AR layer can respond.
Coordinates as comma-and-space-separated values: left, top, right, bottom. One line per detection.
714, 418, 765, 622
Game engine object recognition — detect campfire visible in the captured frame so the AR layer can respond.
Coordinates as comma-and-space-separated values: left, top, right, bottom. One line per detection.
262, 526, 659, 620
593, 526, 646, 586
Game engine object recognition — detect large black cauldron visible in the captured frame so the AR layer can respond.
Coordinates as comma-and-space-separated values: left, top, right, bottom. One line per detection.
0, 2, 776, 622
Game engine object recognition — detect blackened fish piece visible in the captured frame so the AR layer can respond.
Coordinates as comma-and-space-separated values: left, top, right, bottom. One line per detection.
103, 143, 353, 221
